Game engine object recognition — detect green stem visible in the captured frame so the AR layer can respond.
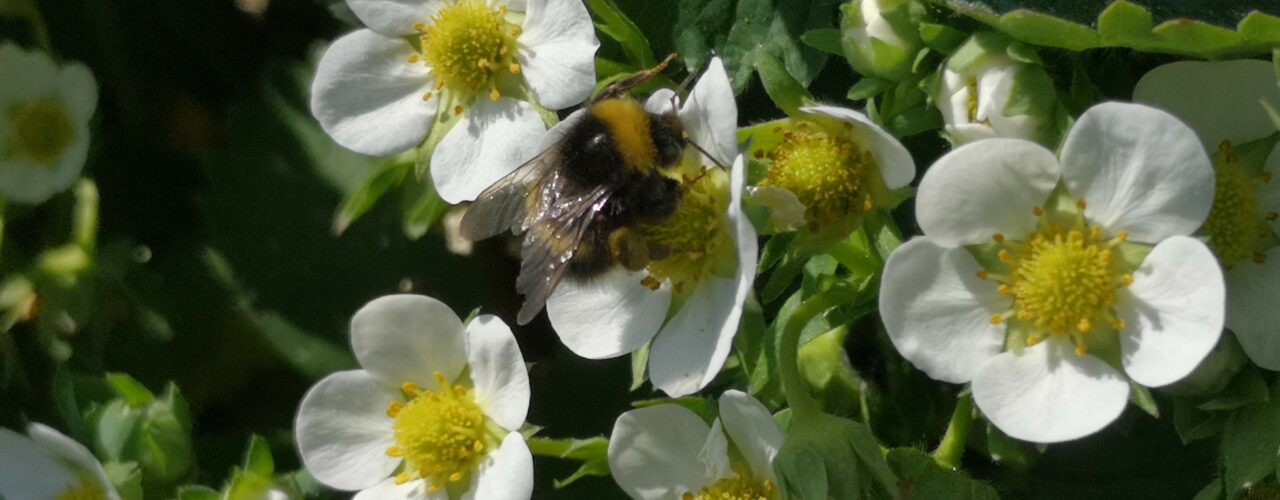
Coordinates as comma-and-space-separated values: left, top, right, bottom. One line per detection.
931, 393, 974, 470
525, 436, 607, 460
780, 283, 861, 420
72, 180, 99, 252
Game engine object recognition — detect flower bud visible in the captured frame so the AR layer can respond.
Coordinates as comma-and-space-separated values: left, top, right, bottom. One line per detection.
91, 375, 194, 497
840, 0, 928, 82
935, 33, 1057, 145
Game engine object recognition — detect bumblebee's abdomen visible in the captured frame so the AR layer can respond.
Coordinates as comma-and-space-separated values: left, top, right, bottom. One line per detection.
590, 99, 658, 172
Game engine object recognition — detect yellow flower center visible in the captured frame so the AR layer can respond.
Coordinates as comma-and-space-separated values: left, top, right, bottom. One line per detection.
385, 372, 499, 493
415, 0, 522, 104
56, 479, 108, 500
978, 202, 1135, 356
965, 77, 979, 122
1202, 140, 1272, 267
761, 120, 876, 229
639, 166, 733, 294
8, 97, 75, 166
682, 476, 775, 500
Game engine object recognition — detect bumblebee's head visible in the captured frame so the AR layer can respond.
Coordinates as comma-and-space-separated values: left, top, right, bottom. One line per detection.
648, 112, 686, 168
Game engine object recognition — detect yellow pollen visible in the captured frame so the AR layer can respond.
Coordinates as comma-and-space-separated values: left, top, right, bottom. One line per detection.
454, 105, 464, 116
640, 168, 732, 290
1075, 343, 1087, 357
418, 0, 522, 98
993, 233, 1005, 243
983, 216, 1134, 350
965, 77, 979, 122
388, 371, 497, 492
8, 97, 76, 166
489, 89, 501, 101
760, 120, 879, 228
407, 54, 420, 63
684, 475, 775, 500
977, 270, 989, 280
1202, 140, 1271, 266
1033, 206, 1044, 217
1076, 199, 1087, 210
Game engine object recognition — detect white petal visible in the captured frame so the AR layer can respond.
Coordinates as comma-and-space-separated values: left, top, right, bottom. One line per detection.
880, 237, 1009, 383
346, 0, 440, 36
937, 69, 968, 128
801, 105, 915, 189
353, 477, 437, 500
946, 123, 998, 144
0, 43, 56, 104
699, 419, 732, 481
644, 88, 678, 115
718, 390, 783, 483
467, 433, 533, 500
56, 63, 97, 125
295, 370, 400, 490
1119, 236, 1225, 386
516, 0, 598, 110
1133, 60, 1280, 147
351, 294, 467, 390
916, 138, 1059, 247
310, 29, 436, 157
679, 57, 737, 167
431, 97, 546, 203
972, 338, 1130, 444
649, 155, 756, 397
1225, 248, 1280, 370
26, 423, 114, 498
0, 427, 81, 500
608, 405, 714, 500
465, 315, 530, 431
0, 133, 87, 205
545, 268, 671, 359
1059, 102, 1213, 243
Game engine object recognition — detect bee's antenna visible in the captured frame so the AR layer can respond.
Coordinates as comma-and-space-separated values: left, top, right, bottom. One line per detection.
688, 140, 729, 170
595, 53, 679, 102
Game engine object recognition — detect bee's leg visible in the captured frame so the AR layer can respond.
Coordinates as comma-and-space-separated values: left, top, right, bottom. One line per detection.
594, 53, 678, 102
608, 227, 651, 271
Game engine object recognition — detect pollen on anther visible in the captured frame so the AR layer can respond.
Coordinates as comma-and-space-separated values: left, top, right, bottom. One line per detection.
1033, 206, 1044, 217
992, 233, 1005, 243
408, 54, 421, 64
998, 249, 1012, 263
489, 89, 501, 101
1112, 318, 1125, 330
1122, 274, 1134, 286
976, 270, 989, 280
1075, 344, 1087, 357
402, 382, 421, 395
1116, 231, 1129, 241
386, 401, 405, 417
990, 314, 1004, 325
395, 472, 412, 485
1077, 318, 1091, 333
1254, 252, 1268, 264
422, 91, 434, 102
1027, 336, 1042, 346
454, 105, 464, 116
387, 446, 404, 457
448, 472, 464, 482
1076, 199, 1087, 210
997, 284, 1012, 295
509, 63, 521, 74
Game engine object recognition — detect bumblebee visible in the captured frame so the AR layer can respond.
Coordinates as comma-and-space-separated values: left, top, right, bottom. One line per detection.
460, 56, 691, 325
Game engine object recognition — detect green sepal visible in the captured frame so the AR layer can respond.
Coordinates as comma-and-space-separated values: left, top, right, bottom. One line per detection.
887, 448, 998, 499
585, 0, 657, 68
104, 461, 145, 500
333, 157, 412, 236
1221, 383, 1280, 495
401, 176, 450, 240
847, 77, 893, 101
1128, 382, 1159, 418
1002, 66, 1056, 118
918, 22, 967, 55
774, 413, 897, 500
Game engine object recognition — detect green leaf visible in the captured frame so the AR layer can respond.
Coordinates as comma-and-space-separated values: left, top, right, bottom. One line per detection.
175, 486, 221, 500
1192, 477, 1225, 500
106, 373, 156, 407
401, 177, 450, 240
918, 22, 967, 54
248, 309, 358, 380
1198, 365, 1268, 412
1129, 382, 1160, 418
801, 28, 844, 56
754, 48, 813, 116
722, 0, 833, 92
887, 448, 999, 500
242, 435, 274, 477
1240, 12, 1280, 45
846, 418, 898, 495
997, 10, 1100, 51
884, 105, 943, 138
587, 0, 658, 67
847, 77, 894, 101
1222, 386, 1280, 494
333, 158, 410, 236
1172, 398, 1228, 445
1096, 0, 1154, 41
775, 447, 830, 500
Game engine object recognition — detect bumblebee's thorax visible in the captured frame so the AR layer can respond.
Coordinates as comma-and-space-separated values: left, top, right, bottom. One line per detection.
562, 98, 685, 187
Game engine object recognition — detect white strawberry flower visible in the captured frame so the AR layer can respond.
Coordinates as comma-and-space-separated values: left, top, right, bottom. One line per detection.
0, 43, 97, 204
1134, 59, 1280, 371
608, 390, 783, 500
311, 0, 599, 203
295, 294, 532, 499
935, 35, 1054, 145
880, 102, 1225, 443
0, 423, 119, 500
543, 59, 757, 398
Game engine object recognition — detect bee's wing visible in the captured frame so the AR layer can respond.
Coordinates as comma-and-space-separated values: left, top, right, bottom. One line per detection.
459, 145, 563, 241
513, 176, 612, 325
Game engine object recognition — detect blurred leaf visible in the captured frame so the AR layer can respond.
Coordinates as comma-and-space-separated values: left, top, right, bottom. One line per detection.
104, 461, 144, 500
1222, 387, 1280, 494
801, 28, 843, 55
333, 159, 411, 236
847, 77, 893, 101
175, 486, 220, 500
887, 448, 998, 500
243, 435, 274, 477
1192, 478, 1224, 500
985, 423, 1038, 470
587, 0, 658, 67
918, 22, 967, 54
401, 177, 450, 240
106, 372, 156, 407
1172, 398, 1227, 445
